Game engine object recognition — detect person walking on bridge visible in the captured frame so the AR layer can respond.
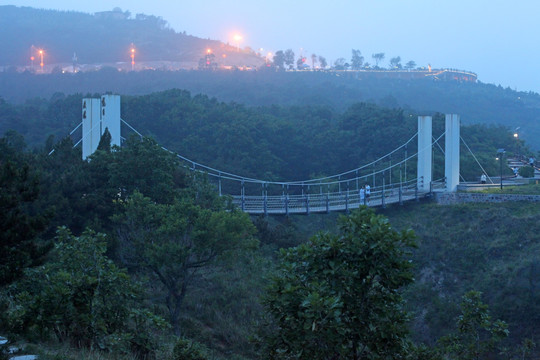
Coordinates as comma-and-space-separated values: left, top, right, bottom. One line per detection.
365, 184, 371, 204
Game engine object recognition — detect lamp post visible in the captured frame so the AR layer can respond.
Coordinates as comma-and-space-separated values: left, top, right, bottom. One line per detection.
130, 45, 135, 71
497, 148, 505, 190
234, 34, 242, 52
513, 128, 520, 159
38, 49, 44, 72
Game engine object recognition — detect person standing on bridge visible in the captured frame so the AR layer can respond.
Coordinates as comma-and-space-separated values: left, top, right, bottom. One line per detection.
360, 186, 366, 205
365, 184, 371, 204
480, 173, 487, 184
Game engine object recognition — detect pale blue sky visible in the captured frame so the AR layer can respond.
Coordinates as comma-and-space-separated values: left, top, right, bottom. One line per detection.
4, 0, 540, 93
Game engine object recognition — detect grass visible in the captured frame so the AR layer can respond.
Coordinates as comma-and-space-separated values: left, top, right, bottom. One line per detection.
475, 183, 540, 195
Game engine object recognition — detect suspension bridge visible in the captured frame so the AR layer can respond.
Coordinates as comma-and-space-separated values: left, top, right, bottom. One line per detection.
69, 95, 482, 215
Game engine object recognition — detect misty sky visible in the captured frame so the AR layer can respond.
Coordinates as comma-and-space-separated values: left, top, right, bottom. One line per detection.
4, 0, 540, 93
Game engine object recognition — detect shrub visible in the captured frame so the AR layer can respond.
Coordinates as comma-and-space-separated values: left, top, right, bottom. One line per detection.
172, 338, 208, 360
519, 166, 535, 178
5, 227, 166, 357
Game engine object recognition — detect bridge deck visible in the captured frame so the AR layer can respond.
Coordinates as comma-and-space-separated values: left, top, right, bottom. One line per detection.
232, 183, 430, 215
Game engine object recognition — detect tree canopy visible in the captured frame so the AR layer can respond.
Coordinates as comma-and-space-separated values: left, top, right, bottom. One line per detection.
0, 133, 49, 285
114, 192, 257, 334
262, 208, 416, 359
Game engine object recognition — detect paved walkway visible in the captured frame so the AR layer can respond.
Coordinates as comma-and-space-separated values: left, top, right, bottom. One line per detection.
0, 335, 38, 359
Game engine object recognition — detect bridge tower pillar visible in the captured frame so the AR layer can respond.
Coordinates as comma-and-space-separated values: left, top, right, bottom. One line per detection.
100, 94, 121, 148
417, 116, 432, 192
82, 98, 101, 159
81, 94, 121, 159
445, 114, 460, 192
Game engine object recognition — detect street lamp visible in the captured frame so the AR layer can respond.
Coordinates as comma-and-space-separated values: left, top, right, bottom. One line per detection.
234, 34, 242, 51
513, 128, 520, 159
38, 49, 44, 71
130, 45, 135, 71
497, 148, 505, 190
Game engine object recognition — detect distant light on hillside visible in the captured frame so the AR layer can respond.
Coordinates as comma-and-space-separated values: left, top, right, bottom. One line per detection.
232, 33, 243, 51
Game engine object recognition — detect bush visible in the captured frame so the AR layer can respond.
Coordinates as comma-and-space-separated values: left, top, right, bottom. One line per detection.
172, 338, 208, 360
5, 227, 166, 357
519, 166, 535, 178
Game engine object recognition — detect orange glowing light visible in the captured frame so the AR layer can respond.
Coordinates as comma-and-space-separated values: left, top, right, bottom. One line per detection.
38, 49, 44, 69
232, 33, 243, 51
30, 56, 34, 61
130, 44, 136, 71
207, 48, 212, 54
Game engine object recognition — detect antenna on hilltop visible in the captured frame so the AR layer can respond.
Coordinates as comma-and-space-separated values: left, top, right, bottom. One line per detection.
72, 53, 78, 73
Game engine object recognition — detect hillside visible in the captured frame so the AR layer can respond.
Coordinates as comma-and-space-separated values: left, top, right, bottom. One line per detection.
382, 200, 540, 349
1, 97, 539, 358
1, 6, 540, 150
0, 6, 263, 69
1, 69, 540, 150
0, 90, 523, 183
277, 198, 540, 355
3, 128, 538, 358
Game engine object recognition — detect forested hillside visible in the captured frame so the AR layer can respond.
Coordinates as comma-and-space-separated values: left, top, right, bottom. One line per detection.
0, 90, 525, 183
1, 5, 540, 150
2, 69, 540, 149
383, 201, 540, 350
1, 126, 538, 359
1, 5, 539, 359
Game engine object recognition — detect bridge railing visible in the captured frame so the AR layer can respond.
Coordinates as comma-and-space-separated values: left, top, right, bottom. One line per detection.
233, 177, 420, 214
430, 177, 447, 192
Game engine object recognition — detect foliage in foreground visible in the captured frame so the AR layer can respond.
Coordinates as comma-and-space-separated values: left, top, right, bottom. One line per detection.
439, 291, 508, 359
0, 132, 50, 286
3, 227, 167, 357
261, 207, 416, 359
113, 191, 257, 336
172, 338, 209, 360
381, 201, 540, 358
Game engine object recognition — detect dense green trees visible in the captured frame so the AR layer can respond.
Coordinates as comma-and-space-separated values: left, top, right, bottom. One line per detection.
5, 227, 164, 356
262, 208, 416, 359
114, 192, 256, 334
3, 67, 540, 151
0, 130, 264, 358
0, 133, 49, 285
439, 291, 508, 360
2, 90, 522, 188
0, 85, 539, 358
382, 201, 540, 358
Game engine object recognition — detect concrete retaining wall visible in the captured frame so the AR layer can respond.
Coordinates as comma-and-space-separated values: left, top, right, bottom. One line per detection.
433, 192, 540, 205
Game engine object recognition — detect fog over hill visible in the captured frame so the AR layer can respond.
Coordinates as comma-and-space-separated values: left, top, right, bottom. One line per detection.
0, 5, 264, 69
2, 69, 540, 151
1, 5, 540, 151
